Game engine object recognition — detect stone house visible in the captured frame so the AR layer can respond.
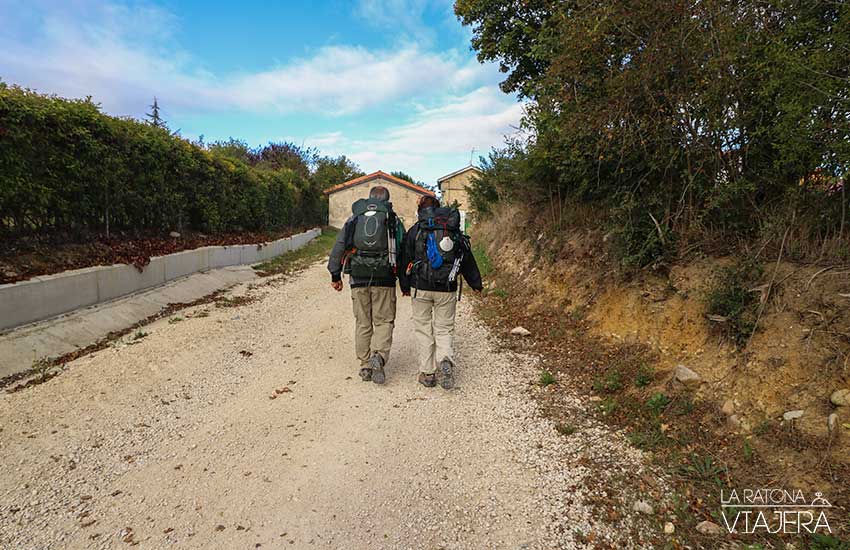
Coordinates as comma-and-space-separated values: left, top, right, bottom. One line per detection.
324, 171, 436, 229
437, 165, 482, 212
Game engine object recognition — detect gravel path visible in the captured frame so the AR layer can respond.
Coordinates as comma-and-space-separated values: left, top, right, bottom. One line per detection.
0, 262, 657, 549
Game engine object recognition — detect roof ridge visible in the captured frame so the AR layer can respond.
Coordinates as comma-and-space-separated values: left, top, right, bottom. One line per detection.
323, 171, 435, 197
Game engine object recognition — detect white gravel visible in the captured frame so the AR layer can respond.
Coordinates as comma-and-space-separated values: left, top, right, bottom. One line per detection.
0, 262, 662, 549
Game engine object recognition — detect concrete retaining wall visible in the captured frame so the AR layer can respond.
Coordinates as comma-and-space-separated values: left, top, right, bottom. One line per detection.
0, 228, 321, 332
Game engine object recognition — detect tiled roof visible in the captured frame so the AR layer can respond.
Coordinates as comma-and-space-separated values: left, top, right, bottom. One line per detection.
323, 171, 436, 196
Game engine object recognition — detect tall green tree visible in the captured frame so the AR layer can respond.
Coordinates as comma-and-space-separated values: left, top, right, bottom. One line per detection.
456, 0, 850, 263
313, 155, 364, 189
145, 97, 167, 129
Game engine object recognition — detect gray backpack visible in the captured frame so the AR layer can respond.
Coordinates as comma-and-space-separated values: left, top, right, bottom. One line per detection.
346, 198, 397, 279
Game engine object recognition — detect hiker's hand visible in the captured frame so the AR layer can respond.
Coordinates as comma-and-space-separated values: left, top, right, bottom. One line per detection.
331, 280, 343, 292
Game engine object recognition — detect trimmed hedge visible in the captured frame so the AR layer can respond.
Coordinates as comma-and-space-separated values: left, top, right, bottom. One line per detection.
0, 83, 323, 237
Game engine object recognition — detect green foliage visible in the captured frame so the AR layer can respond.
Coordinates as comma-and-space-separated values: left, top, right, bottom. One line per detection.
593, 369, 623, 394
634, 365, 653, 388
646, 392, 671, 416
472, 243, 493, 277
490, 288, 508, 298
555, 422, 577, 436
681, 453, 725, 483
390, 170, 435, 193
600, 397, 618, 416
145, 97, 167, 129
0, 85, 332, 238
627, 425, 667, 450
743, 439, 754, 462
456, 0, 850, 259
810, 534, 850, 550
538, 370, 556, 386
313, 155, 364, 190
253, 228, 338, 276
672, 395, 694, 416
705, 260, 764, 346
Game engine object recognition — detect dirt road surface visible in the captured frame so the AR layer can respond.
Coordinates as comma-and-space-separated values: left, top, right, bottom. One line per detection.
0, 262, 654, 549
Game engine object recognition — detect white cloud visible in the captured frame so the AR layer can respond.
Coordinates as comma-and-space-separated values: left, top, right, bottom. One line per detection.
0, 0, 521, 182
0, 0, 493, 117
354, 0, 455, 43
308, 87, 525, 182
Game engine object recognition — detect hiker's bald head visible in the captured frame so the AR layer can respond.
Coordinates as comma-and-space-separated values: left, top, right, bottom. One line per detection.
370, 186, 390, 201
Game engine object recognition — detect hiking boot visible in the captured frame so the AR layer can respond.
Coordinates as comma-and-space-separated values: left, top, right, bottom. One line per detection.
369, 353, 386, 385
438, 358, 454, 390
418, 372, 436, 388
359, 367, 372, 382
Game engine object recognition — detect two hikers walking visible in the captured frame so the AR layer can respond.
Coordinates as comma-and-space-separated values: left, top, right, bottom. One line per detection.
327, 187, 483, 387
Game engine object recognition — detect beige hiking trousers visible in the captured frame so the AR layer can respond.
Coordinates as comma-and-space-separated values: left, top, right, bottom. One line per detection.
411, 289, 458, 374
351, 286, 397, 368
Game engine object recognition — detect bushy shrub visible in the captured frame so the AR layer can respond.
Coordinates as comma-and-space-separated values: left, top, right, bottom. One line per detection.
0, 84, 326, 238
705, 260, 764, 346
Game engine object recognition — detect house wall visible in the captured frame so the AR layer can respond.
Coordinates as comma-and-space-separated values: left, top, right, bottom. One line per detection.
328, 177, 427, 229
439, 169, 480, 212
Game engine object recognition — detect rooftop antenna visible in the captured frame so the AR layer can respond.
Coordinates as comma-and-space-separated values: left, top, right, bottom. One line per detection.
469, 147, 476, 166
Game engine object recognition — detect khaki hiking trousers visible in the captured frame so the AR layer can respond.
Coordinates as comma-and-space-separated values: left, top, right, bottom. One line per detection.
351, 286, 397, 368
411, 289, 458, 375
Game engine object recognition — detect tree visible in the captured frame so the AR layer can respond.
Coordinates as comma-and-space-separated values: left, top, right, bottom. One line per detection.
145, 97, 167, 129
390, 170, 437, 192
456, 0, 850, 263
313, 155, 364, 190
255, 142, 317, 179
208, 138, 254, 164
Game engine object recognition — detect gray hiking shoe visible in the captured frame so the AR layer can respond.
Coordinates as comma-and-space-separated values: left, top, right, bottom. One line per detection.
369, 353, 386, 385
438, 358, 454, 390
418, 372, 436, 388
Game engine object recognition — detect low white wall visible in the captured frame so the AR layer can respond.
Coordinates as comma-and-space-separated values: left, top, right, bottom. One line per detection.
0, 228, 322, 332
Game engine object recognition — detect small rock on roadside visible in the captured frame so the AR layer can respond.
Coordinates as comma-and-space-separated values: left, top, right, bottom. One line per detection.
721, 399, 735, 416
695, 520, 724, 535
632, 500, 653, 514
831, 389, 850, 407
674, 365, 701, 388
663, 522, 675, 534
510, 327, 531, 337
169, 231, 181, 238
828, 412, 839, 433
119, 527, 134, 543
783, 409, 804, 421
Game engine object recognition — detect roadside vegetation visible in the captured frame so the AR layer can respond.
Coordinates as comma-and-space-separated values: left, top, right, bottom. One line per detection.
0, 84, 362, 282
456, 0, 849, 268
253, 228, 338, 276
472, 262, 850, 548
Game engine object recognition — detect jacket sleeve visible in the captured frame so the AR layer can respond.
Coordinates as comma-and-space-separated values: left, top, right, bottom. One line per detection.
461, 238, 483, 291
395, 219, 410, 294
398, 223, 417, 292
327, 218, 352, 282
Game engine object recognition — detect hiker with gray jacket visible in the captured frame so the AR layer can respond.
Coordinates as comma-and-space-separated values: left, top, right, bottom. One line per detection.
399, 195, 483, 389
328, 186, 409, 384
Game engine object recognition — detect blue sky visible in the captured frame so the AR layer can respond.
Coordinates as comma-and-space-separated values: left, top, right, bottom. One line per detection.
0, 0, 524, 184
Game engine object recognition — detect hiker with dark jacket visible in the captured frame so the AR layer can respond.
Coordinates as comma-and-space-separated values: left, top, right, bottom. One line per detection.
399, 195, 483, 389
328, 186, 409, 384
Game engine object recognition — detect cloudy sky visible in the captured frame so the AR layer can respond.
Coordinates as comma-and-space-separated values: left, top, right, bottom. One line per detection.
0, 0, 524, 184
